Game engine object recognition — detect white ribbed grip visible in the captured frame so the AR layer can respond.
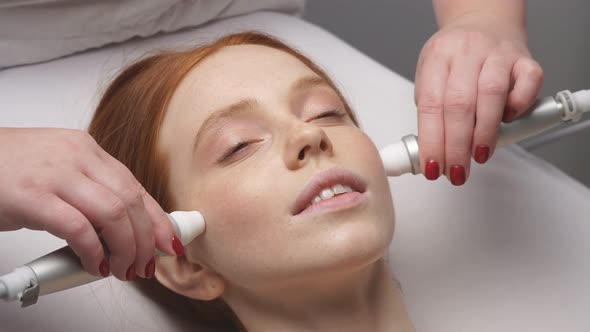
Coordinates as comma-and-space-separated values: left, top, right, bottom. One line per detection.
0, 266, 36, 302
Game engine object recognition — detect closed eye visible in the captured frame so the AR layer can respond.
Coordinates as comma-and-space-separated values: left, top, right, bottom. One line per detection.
220, 141, 249, 162
312, 109, 346, 120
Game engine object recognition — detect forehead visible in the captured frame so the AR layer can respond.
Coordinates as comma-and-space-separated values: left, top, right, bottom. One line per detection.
159, 44, 319, 151
176, 44, 317, 111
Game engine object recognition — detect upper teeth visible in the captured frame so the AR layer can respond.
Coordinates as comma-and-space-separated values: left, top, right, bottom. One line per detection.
309, 184, 353, 206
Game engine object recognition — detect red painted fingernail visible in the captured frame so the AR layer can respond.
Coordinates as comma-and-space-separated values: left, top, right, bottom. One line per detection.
99, 259, 110, 278
474, 145, 490, 164
424, 160, 440, 180
172, 236, 184, 257
145, 258, 156, 279
503, 108, 517, 122
126, 263, 136, 281
450, 165, 466, 186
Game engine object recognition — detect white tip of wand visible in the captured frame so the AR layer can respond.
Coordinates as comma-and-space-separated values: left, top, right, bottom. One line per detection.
169, 211, 206, 245
379, 140, 413, 177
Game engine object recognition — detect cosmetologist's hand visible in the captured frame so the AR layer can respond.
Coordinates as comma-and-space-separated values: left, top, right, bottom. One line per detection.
414, 17, 543, 185
0, 128, 181, 281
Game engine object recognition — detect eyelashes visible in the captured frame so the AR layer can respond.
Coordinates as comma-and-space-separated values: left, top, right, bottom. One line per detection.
218, 109, 347, 163
219, 140, 251, 163
311, 109, 346, 121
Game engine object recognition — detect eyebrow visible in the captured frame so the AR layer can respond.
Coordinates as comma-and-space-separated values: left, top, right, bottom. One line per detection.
192, 75, 330, 152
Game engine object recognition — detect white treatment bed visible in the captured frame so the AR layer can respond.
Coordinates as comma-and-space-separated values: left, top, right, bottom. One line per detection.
1, 10, 590, 332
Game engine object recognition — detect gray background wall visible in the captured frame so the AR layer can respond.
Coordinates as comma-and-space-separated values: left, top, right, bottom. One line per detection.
304, 0, 590, 188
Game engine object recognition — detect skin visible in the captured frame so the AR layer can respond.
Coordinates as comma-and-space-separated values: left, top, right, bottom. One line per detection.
417, 0, 543, 184
153, 45, 415, 331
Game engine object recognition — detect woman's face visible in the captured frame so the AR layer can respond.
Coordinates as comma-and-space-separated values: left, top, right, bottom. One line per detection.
158, 45, 394, 291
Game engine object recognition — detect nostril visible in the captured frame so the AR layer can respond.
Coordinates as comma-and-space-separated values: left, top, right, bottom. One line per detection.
319, 140, 327, 151
298, 148, 306, 160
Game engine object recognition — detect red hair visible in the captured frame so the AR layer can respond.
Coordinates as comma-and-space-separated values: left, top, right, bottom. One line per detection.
88, 32, 357, 331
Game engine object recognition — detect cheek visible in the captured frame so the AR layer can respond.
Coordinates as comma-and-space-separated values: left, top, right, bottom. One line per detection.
189, 166, 292, 268
336, 129, 394, 217
202, 177, 269, 237
335, 129, 387, 178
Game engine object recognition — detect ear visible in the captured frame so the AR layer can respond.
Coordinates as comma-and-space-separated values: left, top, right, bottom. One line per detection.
154, 255, 225, 301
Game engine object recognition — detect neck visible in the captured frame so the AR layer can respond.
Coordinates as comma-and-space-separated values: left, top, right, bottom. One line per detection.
223, 259, 415, 332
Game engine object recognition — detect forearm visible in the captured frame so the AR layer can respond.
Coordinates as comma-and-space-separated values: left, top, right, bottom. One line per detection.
432, 0, 527, 41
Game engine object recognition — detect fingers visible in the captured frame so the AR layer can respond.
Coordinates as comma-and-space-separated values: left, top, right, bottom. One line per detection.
472, 54, 513, 163
141, 189, 178, 257
97, 152, 178, 251
31, 194, 104, 277
0, 128, 175, 281
83, 153, 158, 280
414, 30, 543, 186
442, 55, 483, 185
56, 173, 137, 280
504, 57, 544, 122
415, 53, 450, 181
58, 150, 176, 281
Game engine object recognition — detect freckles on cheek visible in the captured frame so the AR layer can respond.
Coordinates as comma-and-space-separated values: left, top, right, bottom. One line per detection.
200, 180, 269, 237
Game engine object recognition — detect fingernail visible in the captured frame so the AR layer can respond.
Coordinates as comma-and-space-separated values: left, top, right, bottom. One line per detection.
503, 108, 517, 122
145, 258, 156, 279
99, 259, 110, 278
450, 165, 466, 186
424, 160, 440, 180
126, 263, 136, 281
172, 236, 184, 257
474, 145, 490, 164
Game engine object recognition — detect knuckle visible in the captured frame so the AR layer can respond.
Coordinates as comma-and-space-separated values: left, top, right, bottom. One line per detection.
426, 35, 444, 53
61, 130, 87, 152
119, 184, 144, 209
417, 93, 443, 115
478, 79, 508, 96
64, 130, 98, 154
66, 217, 91, 239
497, 39, 513, 51
464, 30, 485, 44
458, 31, 485, 53
465, 30, 485, 42
527, 63, 544, 81
444, 92, 474, 112
426, 34, 454, 57
20, 176, 52, 194
107, 198, 128, 222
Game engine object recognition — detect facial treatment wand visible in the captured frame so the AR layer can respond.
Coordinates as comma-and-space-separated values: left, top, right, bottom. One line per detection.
0, 211, 205, 307
380, 89, 590, 176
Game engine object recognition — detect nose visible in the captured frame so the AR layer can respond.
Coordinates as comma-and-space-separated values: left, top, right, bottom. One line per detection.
283, 123, 334, 170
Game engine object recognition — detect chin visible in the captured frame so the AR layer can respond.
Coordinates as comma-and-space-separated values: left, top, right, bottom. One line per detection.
315, 216, 394, 273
